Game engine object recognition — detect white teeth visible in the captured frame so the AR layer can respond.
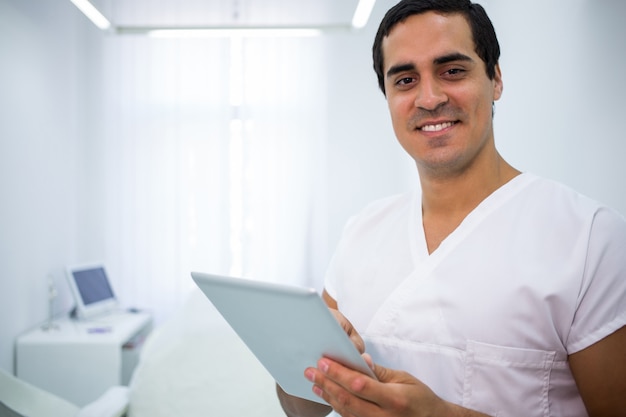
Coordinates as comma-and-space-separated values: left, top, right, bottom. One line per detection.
420, 122, 454, 132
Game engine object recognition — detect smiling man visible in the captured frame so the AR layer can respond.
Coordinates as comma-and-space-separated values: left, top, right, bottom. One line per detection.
277, 1, 626, 416
379, 9, 518, 254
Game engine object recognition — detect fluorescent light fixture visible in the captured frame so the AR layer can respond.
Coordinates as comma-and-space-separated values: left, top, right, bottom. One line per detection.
71, 0, 362, 37
70, 0, 111, 30
141, 27, 324, 38
352, 0, 376, 29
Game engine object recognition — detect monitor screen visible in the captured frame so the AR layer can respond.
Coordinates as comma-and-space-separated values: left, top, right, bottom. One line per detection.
72, 266, 115, 305
66, 263, 118, 319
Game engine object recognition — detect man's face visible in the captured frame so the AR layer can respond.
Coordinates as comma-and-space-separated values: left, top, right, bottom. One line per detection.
382, 11, 502, 178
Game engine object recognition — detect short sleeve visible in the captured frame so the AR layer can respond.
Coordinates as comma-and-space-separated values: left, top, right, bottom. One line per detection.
567, 207, 626, 353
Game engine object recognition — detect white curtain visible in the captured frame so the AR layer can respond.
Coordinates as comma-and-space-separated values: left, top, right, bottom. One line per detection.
94, 34, 329, 323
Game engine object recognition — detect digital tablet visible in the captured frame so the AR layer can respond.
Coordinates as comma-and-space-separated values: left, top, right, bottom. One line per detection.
191, 272, 375, 404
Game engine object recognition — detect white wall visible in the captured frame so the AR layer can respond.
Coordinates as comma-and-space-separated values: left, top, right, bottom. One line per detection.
1, 0, 625, 375
484, 0, 626, 215
0, 0, 86, 373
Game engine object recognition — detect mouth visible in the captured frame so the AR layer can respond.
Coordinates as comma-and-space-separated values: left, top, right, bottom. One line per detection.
418, 121, 457, 132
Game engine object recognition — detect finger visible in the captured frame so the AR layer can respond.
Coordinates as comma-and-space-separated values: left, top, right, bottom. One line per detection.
371, 361, 414, 385
312, 374, 378, 416
362, 352, 375, 371
330, 309, 365, 353
317, 358, 376, 400
349, 332, 365, 354
372, 361, 394, 383
313, 359, 384, 417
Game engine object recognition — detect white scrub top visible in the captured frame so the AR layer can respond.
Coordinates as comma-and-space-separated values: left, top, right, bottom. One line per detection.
325, 173, 626, 417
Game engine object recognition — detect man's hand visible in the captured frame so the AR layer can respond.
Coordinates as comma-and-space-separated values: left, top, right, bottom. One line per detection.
305, 358, 490, 417
314, 293, 488, 416
305, 357, 443, 417
275, 294, 367, 417
329, 308, 365, 354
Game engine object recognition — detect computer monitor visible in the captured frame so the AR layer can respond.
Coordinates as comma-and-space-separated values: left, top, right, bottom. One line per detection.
66, 264, 118, 320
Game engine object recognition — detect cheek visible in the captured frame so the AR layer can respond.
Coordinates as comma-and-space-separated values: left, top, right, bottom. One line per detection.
389, 109, 409, 143
387, 97, 410, 128
474, 98, 494, 125
460, 86, 493, 124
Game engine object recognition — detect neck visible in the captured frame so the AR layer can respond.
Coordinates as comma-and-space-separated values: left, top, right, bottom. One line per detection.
419, 152, 520, 221
418, 152, 519, 254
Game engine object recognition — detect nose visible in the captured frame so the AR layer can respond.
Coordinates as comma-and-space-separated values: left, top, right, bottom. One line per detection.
414, 76, 447, 111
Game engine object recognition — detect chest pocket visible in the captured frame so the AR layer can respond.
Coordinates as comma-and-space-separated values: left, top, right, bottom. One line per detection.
463, 340, 555, 417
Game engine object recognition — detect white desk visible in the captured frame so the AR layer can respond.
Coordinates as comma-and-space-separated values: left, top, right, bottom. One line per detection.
16, 311, 152, 407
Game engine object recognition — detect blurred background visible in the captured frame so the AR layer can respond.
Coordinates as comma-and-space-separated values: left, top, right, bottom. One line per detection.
1, 0, 625, 375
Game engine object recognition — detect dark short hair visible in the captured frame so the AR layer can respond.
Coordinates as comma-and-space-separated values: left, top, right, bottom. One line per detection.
372, 0, 500, 95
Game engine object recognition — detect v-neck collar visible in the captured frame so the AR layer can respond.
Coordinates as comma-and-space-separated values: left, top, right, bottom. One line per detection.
409, 173, 537, 268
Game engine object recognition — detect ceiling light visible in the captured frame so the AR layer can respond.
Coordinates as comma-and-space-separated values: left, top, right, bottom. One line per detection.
352, 0, 376, 29
70, 0, 111, 30
69, 0, 365, 37
117, 27, 327, 38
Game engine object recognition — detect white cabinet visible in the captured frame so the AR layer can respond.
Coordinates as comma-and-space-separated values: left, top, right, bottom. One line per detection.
16, 311, 152, 407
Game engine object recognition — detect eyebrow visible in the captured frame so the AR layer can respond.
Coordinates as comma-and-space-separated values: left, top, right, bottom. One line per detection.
386, 63, 416, 80
385, 52, 475, 80
434, 52, 474, 66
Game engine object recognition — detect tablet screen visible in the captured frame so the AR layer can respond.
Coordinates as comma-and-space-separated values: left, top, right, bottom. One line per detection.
191, 272, 375, 404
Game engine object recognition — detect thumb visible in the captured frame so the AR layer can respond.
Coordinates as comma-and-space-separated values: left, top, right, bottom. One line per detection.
360, 353, 394, 382
371, 361, 395, 383
360, 353, 392, 382
371, 362, 415, 384
362, 352, 375, 371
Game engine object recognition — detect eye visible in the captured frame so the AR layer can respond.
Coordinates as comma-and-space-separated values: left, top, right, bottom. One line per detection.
395, 76, 417, 89
442, 68, 466, 78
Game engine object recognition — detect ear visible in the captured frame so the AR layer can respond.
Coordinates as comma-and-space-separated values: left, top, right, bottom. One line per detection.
493, 63, 503, 101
